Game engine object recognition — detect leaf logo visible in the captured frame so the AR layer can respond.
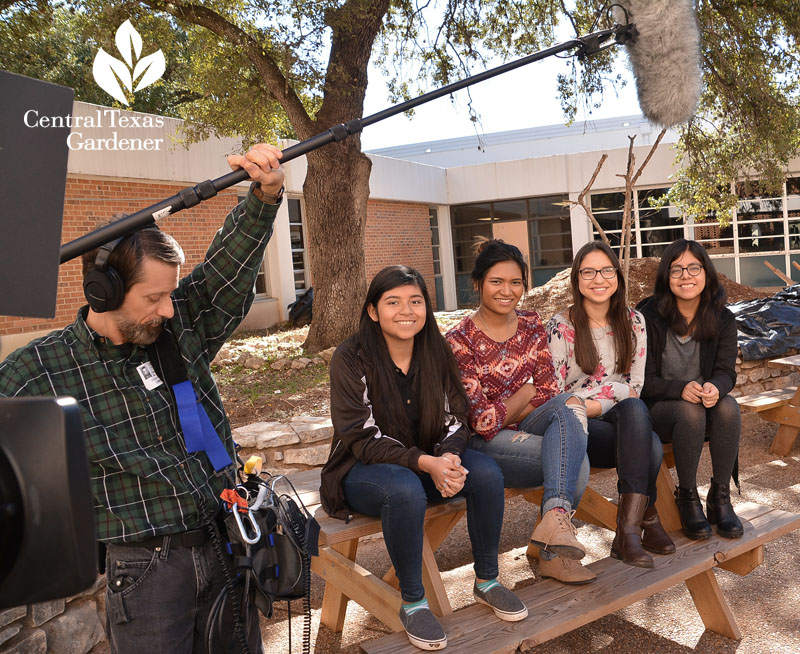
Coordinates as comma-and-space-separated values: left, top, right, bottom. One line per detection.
92, 20, 166, 105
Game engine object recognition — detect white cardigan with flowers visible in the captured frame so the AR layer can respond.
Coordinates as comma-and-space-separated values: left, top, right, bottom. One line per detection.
546, 309, 647, 416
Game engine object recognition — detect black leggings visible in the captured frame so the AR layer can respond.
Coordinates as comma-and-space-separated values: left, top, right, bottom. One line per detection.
650, 395, 740, 488
587, 397, 663, 505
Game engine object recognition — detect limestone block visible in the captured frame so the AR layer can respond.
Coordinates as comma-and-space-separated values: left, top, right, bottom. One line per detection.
273, 451, 284, 461
320, 347, 336, 363
291, 358, 311, 370
232, 422, 299, 449
0, 607, 25, 629
270, 359, 290, 371
290, 416, 334, 444
283, 444, 330, 466
31, 599, 65, 626
747, 367, 771, 383
0, 626, 20, 647
267, 467, 304, 476
311, 357, 324, 366
736, 382, 765, 396
739, 359, 764, 369
41, 603, 104, 654
3, 630, 45, 654
243, 356, 266, 370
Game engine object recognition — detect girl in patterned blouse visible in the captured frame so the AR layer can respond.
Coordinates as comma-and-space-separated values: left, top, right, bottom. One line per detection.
446, 239, 595, 585
546, 241, 674, 567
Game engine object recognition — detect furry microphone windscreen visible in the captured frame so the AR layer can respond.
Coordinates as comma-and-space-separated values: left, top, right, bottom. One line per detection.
613, 0, 703, 128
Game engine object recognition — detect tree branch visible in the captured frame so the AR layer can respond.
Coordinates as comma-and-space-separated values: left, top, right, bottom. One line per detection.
574, 153, 611, 246
140, 0, 314, 137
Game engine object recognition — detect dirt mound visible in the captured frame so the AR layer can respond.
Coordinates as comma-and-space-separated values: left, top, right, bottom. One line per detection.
521, 258, 769, 322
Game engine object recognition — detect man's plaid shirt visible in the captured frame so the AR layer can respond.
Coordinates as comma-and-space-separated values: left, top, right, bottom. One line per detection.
0, 187, 279, 543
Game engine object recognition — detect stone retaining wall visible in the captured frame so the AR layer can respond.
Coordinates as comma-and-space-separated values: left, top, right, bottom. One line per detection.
731, 348, 800, 433
3, 350, 797, 653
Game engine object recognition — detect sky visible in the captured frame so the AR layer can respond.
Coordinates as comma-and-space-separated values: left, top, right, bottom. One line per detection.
359, 42, 643, 151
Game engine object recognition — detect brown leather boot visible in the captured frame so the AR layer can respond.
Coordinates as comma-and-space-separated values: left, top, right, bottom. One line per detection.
611, 493, 654, 568
641, 504, 676, 555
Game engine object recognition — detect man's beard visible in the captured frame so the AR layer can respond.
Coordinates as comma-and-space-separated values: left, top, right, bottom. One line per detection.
115, 316, 164, 346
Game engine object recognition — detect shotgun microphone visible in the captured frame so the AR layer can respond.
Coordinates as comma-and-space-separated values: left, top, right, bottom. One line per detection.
613, 0, 703, 128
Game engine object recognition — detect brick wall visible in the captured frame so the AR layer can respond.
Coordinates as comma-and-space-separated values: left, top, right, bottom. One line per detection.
0, 175, 241, 337
1, 182, 438, 338
364, 200, 437, 310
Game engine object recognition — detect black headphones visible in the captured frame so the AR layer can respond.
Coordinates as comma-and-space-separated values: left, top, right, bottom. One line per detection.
83, 236, 125, 313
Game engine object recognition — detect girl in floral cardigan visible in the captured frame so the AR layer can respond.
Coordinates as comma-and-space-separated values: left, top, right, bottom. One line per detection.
547, 241, 675, 567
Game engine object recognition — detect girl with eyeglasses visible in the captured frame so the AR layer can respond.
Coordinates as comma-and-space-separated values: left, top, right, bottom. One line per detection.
446, 239, 594, 586
546, 242, 675, 568
321, 266, 527, 651
637, 239, 743, 540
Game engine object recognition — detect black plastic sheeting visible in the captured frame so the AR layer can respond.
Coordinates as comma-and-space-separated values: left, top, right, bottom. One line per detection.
729, 284, 800, 360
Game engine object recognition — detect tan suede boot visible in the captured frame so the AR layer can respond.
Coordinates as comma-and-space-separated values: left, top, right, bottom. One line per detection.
530, 509, 585, 560
539, 555, 596, 585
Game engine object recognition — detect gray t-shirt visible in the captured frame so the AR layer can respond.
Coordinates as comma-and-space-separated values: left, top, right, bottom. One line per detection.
662, 330, 703, 383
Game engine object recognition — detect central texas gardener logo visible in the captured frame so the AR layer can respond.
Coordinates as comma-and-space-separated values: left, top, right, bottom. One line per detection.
93, 20, 166, 106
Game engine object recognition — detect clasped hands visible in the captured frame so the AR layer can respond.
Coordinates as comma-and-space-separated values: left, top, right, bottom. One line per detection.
419, 453, 469, 498
682, 381, 719, 407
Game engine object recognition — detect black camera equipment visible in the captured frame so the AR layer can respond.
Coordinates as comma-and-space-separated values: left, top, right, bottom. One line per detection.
0, 397, 96, 609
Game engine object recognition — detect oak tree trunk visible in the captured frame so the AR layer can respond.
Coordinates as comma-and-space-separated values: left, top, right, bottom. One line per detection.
302, 139, 371, 352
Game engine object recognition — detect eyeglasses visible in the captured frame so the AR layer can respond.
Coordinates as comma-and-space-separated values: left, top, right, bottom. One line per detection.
578, 266, 617, 281
669, 263, 704, 278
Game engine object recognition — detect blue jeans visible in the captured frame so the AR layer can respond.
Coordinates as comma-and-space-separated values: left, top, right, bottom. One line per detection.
105, 537, 263, 654
467, 393, 590, 515
587, 397, 663, 505
342, 448, 504, 603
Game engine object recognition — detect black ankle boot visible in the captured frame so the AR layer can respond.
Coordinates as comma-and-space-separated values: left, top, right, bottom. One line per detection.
706, 480, 744, 538
674, 487, 712, 540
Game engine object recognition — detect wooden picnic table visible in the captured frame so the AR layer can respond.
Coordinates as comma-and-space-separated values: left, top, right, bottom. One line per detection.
763, 353, 800, 455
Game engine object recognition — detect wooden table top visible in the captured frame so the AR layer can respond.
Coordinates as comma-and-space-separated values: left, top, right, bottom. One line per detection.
767, 353, 800, 371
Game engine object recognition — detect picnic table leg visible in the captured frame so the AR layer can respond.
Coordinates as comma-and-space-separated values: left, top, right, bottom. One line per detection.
769, 424, 799, 456
318, 539, 359, 632
684, 569, 742, 640
655, 459, 682, 533
313, 541, 404, 632
574, 486, 617, 531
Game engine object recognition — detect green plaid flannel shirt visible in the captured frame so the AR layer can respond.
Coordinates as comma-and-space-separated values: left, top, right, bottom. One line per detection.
0, 186, 279, 543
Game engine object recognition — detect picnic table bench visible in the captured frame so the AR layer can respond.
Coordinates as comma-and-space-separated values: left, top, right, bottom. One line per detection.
287, 446, 800, 653
735, 353, 800, 456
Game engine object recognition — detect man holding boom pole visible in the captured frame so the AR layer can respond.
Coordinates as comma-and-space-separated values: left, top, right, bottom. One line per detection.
0, 144, 284, 653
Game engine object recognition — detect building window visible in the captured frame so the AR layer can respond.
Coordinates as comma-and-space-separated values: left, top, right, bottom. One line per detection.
288, 198, 309, 298
450, 195, 570, 307
590, 176, 800, 286
429, 208, 444, 310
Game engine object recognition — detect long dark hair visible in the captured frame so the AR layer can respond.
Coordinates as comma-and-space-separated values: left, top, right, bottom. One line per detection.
358, 266, 468, 450
471, 238, 529, 297
654, 238, 726, 340
569, 241, 633, 375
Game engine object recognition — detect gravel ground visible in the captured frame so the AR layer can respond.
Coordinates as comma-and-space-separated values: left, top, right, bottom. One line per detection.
261, 420, 800, 654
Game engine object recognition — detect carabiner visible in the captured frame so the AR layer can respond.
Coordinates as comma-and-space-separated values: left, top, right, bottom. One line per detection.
233, 506, 261, 545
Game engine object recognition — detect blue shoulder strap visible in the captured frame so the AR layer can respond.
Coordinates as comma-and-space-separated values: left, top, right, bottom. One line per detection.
147, 331, 232, 472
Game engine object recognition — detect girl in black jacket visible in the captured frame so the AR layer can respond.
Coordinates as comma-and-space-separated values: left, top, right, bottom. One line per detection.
638, 239, 743, 540
320, 266, 527, 650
